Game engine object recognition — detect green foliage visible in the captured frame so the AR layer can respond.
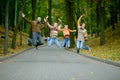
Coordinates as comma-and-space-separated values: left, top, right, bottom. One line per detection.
1, 0, 119, 39
58, 31, 63, 37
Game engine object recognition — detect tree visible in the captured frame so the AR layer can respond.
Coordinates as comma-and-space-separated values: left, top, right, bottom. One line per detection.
0, 0, 6, 25
110, 0, 119, 30
14, 0, 18, 27
65, 0, 75, 48
99, 0, 105, 45
45, 0, 52, 37
11, 0, 26, 49
4, 0, 9, 54
28, 0, 37, 38
9, 0, 15, 31
96, 1, 100, 36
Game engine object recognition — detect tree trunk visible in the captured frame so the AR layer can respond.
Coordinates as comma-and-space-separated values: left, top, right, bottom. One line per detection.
99, 1, 105, 45
90, 0, 93, 35
96, 1, 100, 36
118, 0, 120, 21
37, 0, 40, 16
9, 1, 15, 31
65, 0, 75, 48
29, 0, 36, 38
75, 0, 80, 38
110, 5, 115, 30
46, 0, 51, 37
20, 31, 22, 46
31, 0, 36, 20
0, 1, 6, 25
110, 0, 118, 30
14, 0, 18, 27
11, 0, 26, 49
4, 0, 9, 54
0, 4, 2, 25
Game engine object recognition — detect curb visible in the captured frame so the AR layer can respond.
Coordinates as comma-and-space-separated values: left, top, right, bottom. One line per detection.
0, 47, 33, 62
79, 52, 120, 67
0, 45, 47, 62
66, 48, 120, 67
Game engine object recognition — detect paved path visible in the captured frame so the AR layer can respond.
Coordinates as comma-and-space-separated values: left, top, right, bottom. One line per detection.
0, 46, 120, 80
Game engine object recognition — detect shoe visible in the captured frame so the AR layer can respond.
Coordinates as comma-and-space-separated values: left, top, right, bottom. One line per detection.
68, 47, 70, 48
88, 47, 92, 53
27, 40, 32, 46
35, 44, 38, 49
77, 49, 79, 53
37, 42, 43, 45
47, 37, 50, 41
63, 43, 66, 47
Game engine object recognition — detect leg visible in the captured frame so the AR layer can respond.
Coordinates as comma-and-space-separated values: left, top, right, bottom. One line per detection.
67, 38, 70, 48
77, 41, 84, 53
48, 37, 53, 47
76, 40, 80, 53
82, 45, 92, 53
28, 38, 32, 46
47, 37, 50, 46
80, 41, 84, 49
82, 45, 89, 50
37, 33, 43, 45
80, 41, 90, 50
32, 32, 37, 46
62, 38, 67, 47
80, 41, 92, 53
54, 37, 60, 48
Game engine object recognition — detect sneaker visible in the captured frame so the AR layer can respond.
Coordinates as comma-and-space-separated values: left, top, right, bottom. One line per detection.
37, 42, 43, 46
63, 43, 66, 47
88, 47, 92, 53
27, 40, 32, 46
35, 44, 38, 49
77, 49, 79, 53
47, 37, 50, 41
68, 47, 70, 48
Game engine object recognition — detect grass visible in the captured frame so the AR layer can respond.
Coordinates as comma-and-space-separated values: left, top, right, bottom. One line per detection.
0, 25, 31, 58
80, 23, 120, 62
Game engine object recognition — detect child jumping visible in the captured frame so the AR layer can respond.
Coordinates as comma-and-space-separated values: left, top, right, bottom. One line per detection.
46, 17, 62, 47
59, 25, 76, 48
76, 14, 92, 53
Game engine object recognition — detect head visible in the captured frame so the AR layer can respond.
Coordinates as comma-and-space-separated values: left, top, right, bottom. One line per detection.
64, 25, 68, 29
36, 17, 41, 24
53, 23, 58, 27
81, 23, 85, 29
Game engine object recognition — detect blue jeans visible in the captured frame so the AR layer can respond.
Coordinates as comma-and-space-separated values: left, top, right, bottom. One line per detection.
47, 36, 60, 47
62, 38, 70, 48
76, 40, 89, 50
28, 32, 43, 46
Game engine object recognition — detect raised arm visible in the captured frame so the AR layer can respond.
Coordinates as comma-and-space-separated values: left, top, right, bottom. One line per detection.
58, 18, 62, 26
47, 22, 53, 28
21, 13, 32, 24
58, 25, 63, 31
77, 14, 85, 28
46, 16, 53, 28
41, 16, 48, 28
58, 18, 63, 31
69, 29, 76, 32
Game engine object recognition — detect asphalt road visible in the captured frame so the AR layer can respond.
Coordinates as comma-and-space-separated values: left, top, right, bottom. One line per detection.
0, 45, 120, 80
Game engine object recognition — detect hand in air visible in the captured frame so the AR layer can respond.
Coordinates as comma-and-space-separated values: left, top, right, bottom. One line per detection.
58, 18, 62, 22
21, 13, 25, 18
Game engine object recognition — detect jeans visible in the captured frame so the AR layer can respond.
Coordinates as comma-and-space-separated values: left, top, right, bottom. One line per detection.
76, 40, 89, 50
28, 32, 43, 46
47, 36, 60, 47
62, 38, 70, 48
